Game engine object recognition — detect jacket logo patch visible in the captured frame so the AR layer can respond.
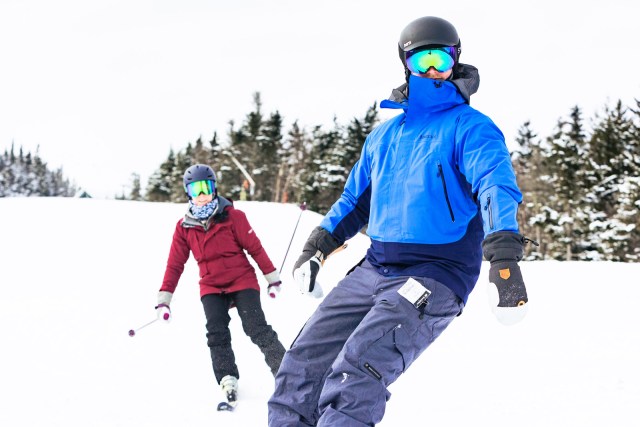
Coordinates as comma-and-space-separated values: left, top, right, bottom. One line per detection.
499, 268, 511, 280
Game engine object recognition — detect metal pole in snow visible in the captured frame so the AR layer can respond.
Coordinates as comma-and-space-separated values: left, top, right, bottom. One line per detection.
279, 202, 307, 274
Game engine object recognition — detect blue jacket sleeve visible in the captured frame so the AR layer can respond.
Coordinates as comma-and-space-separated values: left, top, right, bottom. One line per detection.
319, 140, 372, 243
456, 114, 522, 236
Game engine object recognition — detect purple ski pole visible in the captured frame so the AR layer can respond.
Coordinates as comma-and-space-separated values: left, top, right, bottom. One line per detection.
128, 314, 167, 337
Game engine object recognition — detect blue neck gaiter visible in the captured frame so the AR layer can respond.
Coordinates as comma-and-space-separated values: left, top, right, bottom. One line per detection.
189, 198, 218, 220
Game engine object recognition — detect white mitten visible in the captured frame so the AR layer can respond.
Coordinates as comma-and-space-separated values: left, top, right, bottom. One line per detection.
293, 256, 324, 298
156, 291, 173, 322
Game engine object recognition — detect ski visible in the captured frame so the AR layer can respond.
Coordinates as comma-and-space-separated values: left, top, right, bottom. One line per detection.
217, 401, 236, 412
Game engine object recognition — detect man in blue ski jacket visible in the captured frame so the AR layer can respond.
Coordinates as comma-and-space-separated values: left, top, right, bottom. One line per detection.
268, 16, 531, 427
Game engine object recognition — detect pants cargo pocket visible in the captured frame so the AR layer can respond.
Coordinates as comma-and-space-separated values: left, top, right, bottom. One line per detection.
358, 324, 414, 386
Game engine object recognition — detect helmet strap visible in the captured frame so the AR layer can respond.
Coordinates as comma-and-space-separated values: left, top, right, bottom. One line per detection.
404, 66, 411, 88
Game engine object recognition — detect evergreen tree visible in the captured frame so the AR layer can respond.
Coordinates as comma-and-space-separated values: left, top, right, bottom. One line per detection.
0, 144, 76, 197
222, 120, 249, 200
129, 173, 143, 201
589, 101, 633, 213
32, 148, 51, 196
145, 149, 176, 202
0, 154, 4, 194
303, 119, 346, 213
540, 106, 591, 260
626, 100, 640, 259
280, 121, 312, 204
208, 131, 225, 168
603, 99, 639, 261
298, 125, 325, 211
171, 147, 193, 202
582, 101, 634, 260
222, 93, 266, 201
192, 137, 210, 165
258, 110, 284, 202
512, 121, 549, 259
343, 102, 378, 172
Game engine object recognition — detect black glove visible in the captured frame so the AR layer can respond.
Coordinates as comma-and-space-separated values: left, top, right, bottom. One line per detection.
482, 231, 529, 325
293, 227, 343, 298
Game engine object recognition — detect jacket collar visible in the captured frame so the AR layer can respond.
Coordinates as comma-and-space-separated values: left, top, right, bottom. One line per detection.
380, 63, 480, 112
183, 196, 233, 230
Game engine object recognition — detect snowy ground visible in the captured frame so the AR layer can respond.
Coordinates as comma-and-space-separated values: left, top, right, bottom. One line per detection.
1, 197, 638, 426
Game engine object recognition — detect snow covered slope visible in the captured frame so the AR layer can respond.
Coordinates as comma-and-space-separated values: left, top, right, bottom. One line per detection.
0, 197, 638, 426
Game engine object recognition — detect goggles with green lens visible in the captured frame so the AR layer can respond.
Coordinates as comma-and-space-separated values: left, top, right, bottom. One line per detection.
405, 46, 456, 74
185, 179, 215, 198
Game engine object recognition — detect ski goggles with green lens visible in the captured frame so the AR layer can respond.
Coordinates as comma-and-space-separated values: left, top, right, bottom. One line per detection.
405, 46, 456, 74
185, 179, 215, 198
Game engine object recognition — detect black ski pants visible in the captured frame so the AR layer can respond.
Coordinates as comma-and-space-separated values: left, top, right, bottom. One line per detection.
202, 289, 285, 383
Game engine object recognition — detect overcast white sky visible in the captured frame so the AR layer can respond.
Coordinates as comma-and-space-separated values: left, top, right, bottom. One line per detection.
1, 0, 639, 198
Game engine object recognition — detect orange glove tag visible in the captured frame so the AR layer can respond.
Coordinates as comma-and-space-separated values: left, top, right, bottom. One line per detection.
499, 268, 511, 280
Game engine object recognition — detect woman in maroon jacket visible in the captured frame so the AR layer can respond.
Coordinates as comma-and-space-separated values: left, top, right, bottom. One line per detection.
156, 164, 285, 406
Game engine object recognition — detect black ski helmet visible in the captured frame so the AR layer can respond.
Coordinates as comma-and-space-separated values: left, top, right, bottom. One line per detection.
397, 16, 461, 69
183, 164, 216, 192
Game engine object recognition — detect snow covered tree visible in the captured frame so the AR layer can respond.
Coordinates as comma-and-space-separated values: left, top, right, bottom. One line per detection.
145, 149, 176, 202
343, 102, 378, 172
299, 119, 347, 214
0, 144, 76, 197
518, 98, 640, 262
583, 100, 636, 260
300, 104, 379, 213
128, 173, 143, 201
139, 92, 640, 265
538, 106, 592, 260
171, 148, 193, 202
222, 120, 250, 200
512, 121, 549, 259
192, 137, 211, 165
208, 132, 224, 166
278, 121, 312, 204
218, 94, 265, 201
255, 110, 283, 202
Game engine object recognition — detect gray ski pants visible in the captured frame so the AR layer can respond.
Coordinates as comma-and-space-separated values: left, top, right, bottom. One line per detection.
268, 260, 464, 426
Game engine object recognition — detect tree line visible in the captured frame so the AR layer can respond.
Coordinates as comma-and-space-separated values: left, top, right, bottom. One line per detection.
140, 93, 640, 262
141, 93, 379, 214
2, 93, 638, 262
512, 100, 640, 261
0, 144, 76, 197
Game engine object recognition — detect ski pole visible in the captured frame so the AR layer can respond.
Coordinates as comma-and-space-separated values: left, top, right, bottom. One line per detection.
128, 317, 161, 337
279, 202, 307, 273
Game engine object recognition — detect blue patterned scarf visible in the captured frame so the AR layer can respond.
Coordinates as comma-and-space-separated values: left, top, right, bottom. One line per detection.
189, 198, 218, 220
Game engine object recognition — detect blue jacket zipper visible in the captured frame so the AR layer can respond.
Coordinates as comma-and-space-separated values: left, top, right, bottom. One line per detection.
437, 163, 455, 222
